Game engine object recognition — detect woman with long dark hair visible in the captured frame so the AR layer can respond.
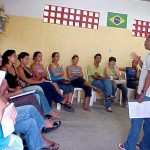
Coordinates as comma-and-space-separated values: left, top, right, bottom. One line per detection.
49, 52, 75, 112
30, 51, 62, 95
67, 55, 98, 111
1, 50, 62, 119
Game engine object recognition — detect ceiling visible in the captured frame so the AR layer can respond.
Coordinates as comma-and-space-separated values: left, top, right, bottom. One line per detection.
141, 0, 150, 1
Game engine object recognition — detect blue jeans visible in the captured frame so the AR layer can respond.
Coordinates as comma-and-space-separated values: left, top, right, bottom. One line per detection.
23, 85, 52, 115
91, 79, 113, 107
37, 82, 64, 106
54, 81, 74, 95
112, 83, 128, 102
124, 96, 150, 150
15, 105, 45, 150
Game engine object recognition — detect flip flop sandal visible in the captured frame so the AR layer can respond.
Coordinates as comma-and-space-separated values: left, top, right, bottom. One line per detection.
64, 104, 75, 112
45, 114, 52, 120
61, 102, 75, 112
41, 143, 60, 150
106, 107, 112, 112
107, 96, 116, 102
82, 107, 91, 112
42, 121, 61, 133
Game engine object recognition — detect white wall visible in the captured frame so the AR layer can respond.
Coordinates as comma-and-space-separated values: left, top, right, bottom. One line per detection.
0, 0, 150, 29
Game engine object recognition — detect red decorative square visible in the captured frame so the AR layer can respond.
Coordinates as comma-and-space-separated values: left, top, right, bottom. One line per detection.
43, 5, 100, 30
132, 19, 150, 37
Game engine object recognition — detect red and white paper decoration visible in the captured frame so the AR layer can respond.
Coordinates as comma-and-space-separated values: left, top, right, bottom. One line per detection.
43, 5, 100, 30
132, 19, 150, 37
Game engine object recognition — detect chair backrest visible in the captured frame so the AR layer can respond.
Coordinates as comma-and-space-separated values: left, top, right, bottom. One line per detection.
124, 72, 127, 80
119, 71, 126, 80
85, 68, 89, 82
47, 66, 52, 81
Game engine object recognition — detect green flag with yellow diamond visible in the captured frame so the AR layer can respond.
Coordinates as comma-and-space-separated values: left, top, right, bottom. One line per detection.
107, 12, 127, 28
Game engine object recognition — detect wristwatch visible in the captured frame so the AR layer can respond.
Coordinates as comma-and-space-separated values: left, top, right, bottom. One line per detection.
141, 90, 146, 94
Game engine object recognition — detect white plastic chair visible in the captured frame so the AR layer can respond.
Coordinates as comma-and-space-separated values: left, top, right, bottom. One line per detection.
124, 72, 135, 101
89, 90, 97, 106
85, 68, 105, 106
127, 88, 134, 100
115, 88, 122, 105
47, 66, 62, 110
114, 71, 128, 106
72, 88, 83, 103
47, 67, 83, 110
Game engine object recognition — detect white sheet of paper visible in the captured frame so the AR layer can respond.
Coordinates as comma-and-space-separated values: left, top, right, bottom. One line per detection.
10, 90, 36, 99
1, 103, 15, 138
0, 70, 6, 86
129, 101, 150, 118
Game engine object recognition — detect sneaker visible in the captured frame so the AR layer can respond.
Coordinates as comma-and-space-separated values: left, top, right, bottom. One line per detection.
64, 104, 75, 112
119, 143, 139, 150
45, 114, 52, 120
136, 143, 140, 149
119, 143, 125, 150
106, 107, 112, 112
122, 102, 128, 108
107, 95, 116, 102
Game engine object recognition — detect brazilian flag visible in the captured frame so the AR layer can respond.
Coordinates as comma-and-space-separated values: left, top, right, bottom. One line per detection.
107, 12, 127, 28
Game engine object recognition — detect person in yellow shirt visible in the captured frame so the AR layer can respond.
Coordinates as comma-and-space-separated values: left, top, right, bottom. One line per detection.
88, 53, 115, 112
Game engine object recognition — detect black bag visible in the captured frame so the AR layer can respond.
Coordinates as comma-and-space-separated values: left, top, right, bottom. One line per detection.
71, 77, 85, 87
57, 79, 71, 85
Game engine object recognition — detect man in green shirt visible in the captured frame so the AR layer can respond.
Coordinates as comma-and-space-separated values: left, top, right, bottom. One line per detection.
88, 53, 115, 112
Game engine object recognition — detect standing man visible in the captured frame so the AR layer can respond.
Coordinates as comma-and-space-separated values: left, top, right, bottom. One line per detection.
88, 53, 115, 112
119, 35, 150, 150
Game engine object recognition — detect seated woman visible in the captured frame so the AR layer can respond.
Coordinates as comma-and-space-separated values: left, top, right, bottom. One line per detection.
0, 79, 61, 149
0, 79, 61, 134
104, 57, 128, 107
17, 52, 63, 104
0, 97, 23, 150
0, 97, 60, 150
119, 60, 140, 89
30, 51, 61, 95
66, 55, 98, 111
17, 52, 72, 114
1, 50, 61, 119
49, 52, 75, 112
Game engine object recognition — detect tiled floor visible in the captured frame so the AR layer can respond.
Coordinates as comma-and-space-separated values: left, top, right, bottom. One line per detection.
44, 101, 143, 150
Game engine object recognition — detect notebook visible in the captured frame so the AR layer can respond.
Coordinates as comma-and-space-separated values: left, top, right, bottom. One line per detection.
0, 70, 6, 86
1, 103, 15, 138
10, 90, 36, 99
129, 101, 150, 118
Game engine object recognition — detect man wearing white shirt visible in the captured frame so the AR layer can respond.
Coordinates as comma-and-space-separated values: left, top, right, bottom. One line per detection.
119, 35, 150, 150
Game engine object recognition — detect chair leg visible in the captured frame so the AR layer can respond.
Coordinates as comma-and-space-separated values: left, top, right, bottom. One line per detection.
115, 89, 119, 103
127, 89, 132, 100
57, 103, 61, 110
93, 91, 97, 102
102, 92, 105, 105
120, 90, 122, 105
77, 90, 81, 103
89, 98, 93, 106
71, 93, 74, 103
103, 97, 105, 105
89, 90, 96, 106
89, 95, 94, 106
